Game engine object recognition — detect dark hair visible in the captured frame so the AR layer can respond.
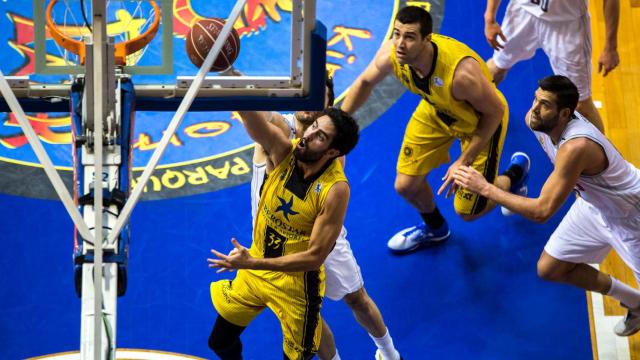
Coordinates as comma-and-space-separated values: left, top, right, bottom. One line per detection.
538, 75, 579, 114
395, 6, 433, 38
326, 73, 335, 107
323, 107, 359, 156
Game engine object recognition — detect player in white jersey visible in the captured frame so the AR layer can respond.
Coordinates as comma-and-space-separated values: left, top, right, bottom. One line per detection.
452, 75, 640, 336
248, 76, 401, 360
483, 0, 620, 132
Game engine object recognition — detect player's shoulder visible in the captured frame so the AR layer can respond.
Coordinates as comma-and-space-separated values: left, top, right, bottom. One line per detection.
451, 58, 483, 88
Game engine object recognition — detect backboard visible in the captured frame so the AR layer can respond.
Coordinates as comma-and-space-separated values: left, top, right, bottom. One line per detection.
4, 0, 326, 113
0, 0, 399, 201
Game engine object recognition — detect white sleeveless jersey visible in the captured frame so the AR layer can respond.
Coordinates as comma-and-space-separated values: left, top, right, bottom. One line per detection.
532, 112, 640, 220
514, 0, 588, 22
250, 113, 297, 223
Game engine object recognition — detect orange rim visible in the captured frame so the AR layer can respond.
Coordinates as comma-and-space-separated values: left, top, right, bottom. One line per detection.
45, 0, 161, 65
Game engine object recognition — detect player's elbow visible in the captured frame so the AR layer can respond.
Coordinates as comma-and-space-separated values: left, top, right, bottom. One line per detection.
300, 250, 325, 272
531, 205, 554, 223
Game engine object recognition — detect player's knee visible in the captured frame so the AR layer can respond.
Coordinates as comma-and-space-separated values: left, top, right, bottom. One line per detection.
536, 254, 570, 282
394, 178, 417, 199
487, 59, 508, 84
456, 211, 479, 222
343, 287, 369, 310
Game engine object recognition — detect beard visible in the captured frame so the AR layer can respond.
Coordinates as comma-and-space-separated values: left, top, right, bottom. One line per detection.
294, 138, 326, 163
530, 112, 559, 134
294, 147, 325, 163
294, 111, 319, 127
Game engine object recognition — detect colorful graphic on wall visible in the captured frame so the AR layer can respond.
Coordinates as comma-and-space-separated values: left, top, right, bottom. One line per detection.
0, 0, 443, 200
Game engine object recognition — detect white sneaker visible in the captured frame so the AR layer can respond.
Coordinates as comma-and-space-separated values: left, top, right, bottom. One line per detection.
614, 305, 640, 336
375, 349, 401, 360
387, 222, 450, 254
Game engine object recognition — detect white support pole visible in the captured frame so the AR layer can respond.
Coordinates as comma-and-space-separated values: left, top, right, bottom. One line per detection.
91, 0, 107, 358
0, 71, 95, 244
290, 0, 302, 86
302, 0, 316, 96
107, 0, 248, 244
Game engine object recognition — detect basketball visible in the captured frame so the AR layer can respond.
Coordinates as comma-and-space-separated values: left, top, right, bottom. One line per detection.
186, 18, 240, 72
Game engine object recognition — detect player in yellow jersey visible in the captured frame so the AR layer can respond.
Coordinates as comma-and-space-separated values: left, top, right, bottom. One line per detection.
206, 105, 359, 360
342, 6, 530, 254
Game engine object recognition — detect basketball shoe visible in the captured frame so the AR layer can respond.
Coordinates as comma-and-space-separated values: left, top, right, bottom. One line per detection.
501, 152, 531, 216
387, 222, 450, 254
614, 304, 640, 336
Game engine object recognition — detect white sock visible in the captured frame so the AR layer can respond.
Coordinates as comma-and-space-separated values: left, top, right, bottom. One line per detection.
330, 350, 341, 360
370, 327, 399, 360
607, 277, 640, 309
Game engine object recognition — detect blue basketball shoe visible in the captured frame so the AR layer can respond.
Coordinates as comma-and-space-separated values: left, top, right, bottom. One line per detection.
387, 222, 450, 254
501, 152, 531, 216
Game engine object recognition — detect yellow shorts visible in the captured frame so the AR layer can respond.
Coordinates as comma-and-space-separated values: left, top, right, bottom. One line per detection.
211, 269, 324, 359
397, 98, 509, 216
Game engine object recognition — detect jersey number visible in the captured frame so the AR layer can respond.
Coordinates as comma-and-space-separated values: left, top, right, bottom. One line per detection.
264, 226, 287, 258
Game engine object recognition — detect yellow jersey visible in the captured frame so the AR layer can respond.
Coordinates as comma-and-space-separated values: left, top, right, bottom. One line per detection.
250, 139, 347, 281
391, 34, 504, 136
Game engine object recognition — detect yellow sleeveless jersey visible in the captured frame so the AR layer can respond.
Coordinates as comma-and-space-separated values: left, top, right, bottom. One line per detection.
250, 139, 347, 280
391, 34, 504, 136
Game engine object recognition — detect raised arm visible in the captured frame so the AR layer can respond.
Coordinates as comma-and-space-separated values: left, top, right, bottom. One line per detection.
453, 139, 596, 222
238, 111, 292, 167
250, 112, 293, 168
210, 182, 350, 272
598, 0, 620, 76
341, 40, 393, 114
484, 0, 506, 50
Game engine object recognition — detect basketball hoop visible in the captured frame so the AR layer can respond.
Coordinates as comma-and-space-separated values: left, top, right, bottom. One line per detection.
45, 0, 161, 66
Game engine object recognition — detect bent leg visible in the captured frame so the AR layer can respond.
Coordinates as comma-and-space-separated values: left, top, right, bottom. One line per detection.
455, 103, 509, 221
208, 315, 245, 360
487, 58, 509, 85
537, 251, 612, 293
343, 288, 387, 338
394, 173, 435, 213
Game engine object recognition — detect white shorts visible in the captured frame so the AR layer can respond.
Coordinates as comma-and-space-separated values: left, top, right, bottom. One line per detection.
492, 2, 592, 100
544, 198, 640, 282
324, 227, 364, 301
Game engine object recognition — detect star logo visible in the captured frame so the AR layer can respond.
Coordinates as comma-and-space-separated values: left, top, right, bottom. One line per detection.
275, 195, 299, 220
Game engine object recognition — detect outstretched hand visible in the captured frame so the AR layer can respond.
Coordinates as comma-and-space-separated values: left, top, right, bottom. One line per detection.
208, 238, 253, 273
451, 165, 490, 195
438, 159, 464, 198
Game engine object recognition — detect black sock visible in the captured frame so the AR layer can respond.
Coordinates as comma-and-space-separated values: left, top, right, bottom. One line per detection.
501, 164, 523, 187
420, 207, 445, 230
209, 315, 245, 360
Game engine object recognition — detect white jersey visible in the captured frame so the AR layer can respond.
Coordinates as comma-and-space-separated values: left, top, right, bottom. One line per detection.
250, 113, 297, 223
514, 0, 588, 22
532, 112, 640, 220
